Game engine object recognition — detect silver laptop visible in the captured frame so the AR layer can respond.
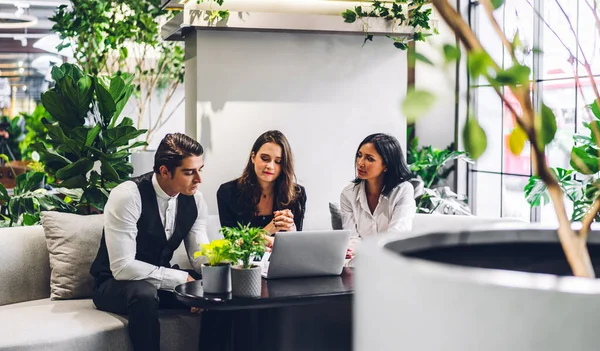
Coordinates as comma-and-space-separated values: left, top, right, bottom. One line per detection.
261, 230, 351, 279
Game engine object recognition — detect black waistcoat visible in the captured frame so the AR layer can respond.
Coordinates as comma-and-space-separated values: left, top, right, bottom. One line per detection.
90, 172, 198, 286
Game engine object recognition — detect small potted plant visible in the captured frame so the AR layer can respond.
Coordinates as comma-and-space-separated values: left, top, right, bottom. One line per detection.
221, 224, 268, 297
193, 239, 235, 294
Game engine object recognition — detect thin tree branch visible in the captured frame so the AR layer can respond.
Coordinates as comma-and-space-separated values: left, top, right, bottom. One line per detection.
580, 197, 600, 242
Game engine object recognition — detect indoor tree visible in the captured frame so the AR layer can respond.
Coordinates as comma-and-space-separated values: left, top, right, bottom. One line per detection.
413, 0, 600, 277
50, 0, 184, 147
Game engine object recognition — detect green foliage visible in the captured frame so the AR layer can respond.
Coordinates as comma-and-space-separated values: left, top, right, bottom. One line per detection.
0, 171, 76, 227
407, 136, 472, 189
36, 63, 147, 213
0, 115, 25, 161
51, 0, 186, 145
402, 89, 436, 123
194, 239, 235, 266
342, 0, 434, 50
19, 105, 53, 161
462, 117, 487, 159
220, 224, 268, 269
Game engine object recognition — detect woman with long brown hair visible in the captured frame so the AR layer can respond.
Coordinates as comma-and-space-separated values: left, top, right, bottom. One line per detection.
217, 130, 307, 244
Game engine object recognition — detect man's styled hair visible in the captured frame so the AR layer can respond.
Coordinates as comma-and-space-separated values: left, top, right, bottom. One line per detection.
153, 133, 204, 176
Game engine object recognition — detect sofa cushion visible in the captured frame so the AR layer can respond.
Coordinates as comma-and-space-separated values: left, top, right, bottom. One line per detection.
41, 212, 104, 300
329, 202, 343, 230
0, 298, 200, 351
0, 225, 50, 307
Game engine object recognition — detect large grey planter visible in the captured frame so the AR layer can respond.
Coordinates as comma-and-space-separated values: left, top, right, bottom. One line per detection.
201, 263, 231, 294
355, 223, 600, 351
231, 265, 262, 297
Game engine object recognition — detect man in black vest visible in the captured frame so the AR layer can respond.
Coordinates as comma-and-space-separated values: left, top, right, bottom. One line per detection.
90, 133, 209, 351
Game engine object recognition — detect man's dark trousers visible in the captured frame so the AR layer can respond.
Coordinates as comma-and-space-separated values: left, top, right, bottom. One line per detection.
92, 269, 201, 351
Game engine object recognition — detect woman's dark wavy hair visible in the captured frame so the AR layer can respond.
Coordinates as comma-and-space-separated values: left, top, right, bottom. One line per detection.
352, 133, 411, 196
237, 130, 300, 212
153, 133, 204, 177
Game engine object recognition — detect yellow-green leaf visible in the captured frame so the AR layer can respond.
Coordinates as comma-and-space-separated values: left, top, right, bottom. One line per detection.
462, 118, 487, 159
535, 103, 557, 150
509, 126, 527, 155
402, 89, 437, 123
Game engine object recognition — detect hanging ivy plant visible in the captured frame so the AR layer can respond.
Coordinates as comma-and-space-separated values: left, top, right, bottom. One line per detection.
342, 0, 437, 49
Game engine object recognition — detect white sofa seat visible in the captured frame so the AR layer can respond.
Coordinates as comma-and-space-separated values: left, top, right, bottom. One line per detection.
0, 298, 200, 351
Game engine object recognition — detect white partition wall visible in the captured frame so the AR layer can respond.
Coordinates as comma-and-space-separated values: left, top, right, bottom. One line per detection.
184, 30, 408, 230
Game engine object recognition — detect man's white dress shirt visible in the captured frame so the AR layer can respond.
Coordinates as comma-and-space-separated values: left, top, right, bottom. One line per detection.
340, 181, 416, 249
103, 174, 209, 290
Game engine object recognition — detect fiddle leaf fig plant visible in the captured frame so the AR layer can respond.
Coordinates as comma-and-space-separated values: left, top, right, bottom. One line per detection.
35, 63, 147, 213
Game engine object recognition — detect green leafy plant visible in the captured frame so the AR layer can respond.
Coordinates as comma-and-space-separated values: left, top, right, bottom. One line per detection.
220, 224, 268, 269
18, 105, 53, 161
0, 171, 75, 227
0, 115, 25, 161
51, 0, 185, 147
342, 0, 435, 49
34, 63, 147, 214
193, 239, 235, 266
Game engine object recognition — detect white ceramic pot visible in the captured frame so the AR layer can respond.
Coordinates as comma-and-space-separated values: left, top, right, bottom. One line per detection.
355, 224, 600, 351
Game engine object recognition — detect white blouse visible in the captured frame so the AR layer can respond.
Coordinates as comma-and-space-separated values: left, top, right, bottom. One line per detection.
340, 181, 416, 249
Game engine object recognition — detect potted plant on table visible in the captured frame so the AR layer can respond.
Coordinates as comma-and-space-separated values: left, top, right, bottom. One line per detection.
194, 239, 235, 294
221, 224, 268, 297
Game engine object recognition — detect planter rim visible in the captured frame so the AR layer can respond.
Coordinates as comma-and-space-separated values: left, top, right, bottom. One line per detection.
361, 221, 600, 295
202, 262, 232, 267
232, 264, 261, 270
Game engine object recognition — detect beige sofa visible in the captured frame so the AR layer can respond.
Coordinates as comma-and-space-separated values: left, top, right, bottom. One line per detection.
0, 213, 519, 350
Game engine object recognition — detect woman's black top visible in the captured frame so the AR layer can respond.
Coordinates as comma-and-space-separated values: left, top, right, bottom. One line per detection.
216, 179, 307, 231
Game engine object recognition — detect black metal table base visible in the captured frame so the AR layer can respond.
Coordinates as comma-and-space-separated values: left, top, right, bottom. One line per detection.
199, 301, 352, 351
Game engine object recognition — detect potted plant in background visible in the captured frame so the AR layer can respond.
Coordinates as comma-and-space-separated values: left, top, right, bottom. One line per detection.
221, 224, 268, 297
193, 239, 235, 294
35, 63, 147, 214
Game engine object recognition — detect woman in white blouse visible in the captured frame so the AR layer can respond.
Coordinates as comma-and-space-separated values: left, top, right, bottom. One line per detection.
341, 133, 416, 252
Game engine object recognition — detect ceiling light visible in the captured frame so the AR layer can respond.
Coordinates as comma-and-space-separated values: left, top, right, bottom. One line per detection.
22, 85, 27, 92
17, 61, 23, 67
18, 68, 24, 74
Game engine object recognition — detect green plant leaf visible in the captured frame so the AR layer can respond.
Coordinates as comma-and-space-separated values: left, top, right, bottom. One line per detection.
443, 44, 461, 63
410, 51, 434, 66
55, 158, 94, 180
41, 90, 77, 128
95, 78, 116, 125
535, 103, 557, 150
491, 0, 505, 9
100, 160, 120, 182
492, 64, 530, 86
342, 9, 356, 23
590, 100, 600, 120
85, 124, 102, 147
462, 118, 487, 159
508, 126, 528, 155
467, 51, 494, 79
402, 89, 437, 123
570, 145, 600, 174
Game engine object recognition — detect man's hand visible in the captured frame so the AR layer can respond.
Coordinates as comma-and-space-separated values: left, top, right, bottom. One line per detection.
186, 275, 203, 314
